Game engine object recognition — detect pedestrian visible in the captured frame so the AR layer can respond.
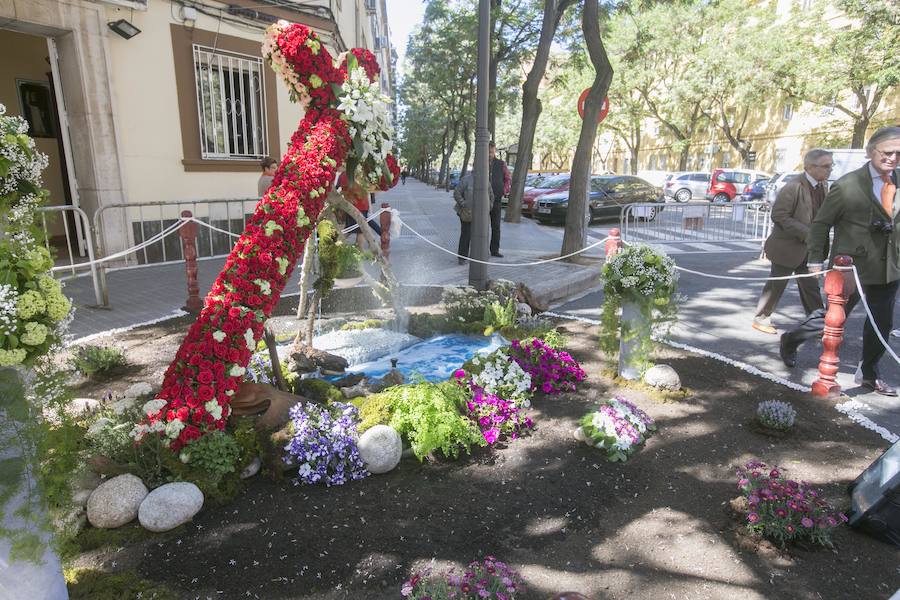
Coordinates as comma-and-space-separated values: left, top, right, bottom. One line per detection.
454, 172, 494, 265
780, 126, 900, 396
489, 141, 511, 258
338, 172, 381, 247
752, 149, 831, 334
257, 156, 277, 197
401, 168, 408, 185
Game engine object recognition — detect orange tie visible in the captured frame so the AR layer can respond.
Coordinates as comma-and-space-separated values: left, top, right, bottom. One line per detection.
882, 173, 896, 217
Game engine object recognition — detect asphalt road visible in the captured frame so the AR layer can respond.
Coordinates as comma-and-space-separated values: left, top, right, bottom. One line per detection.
550, 243, 900, 441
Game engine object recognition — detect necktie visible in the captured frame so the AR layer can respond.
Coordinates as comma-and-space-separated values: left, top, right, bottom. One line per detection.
814, 183, 824, 206
881, 173, 896, 217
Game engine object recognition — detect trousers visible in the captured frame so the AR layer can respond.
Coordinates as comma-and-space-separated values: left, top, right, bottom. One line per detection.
755, 261, 824, 318
457, 218, 471, 258
489, 202, 501, 255
782, 279, 900, 380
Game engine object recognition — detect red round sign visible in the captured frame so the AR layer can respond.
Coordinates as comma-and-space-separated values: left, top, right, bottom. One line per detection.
577, 88, 609, 123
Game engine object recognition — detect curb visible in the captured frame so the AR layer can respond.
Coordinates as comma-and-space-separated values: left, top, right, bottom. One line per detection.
531, 264, 599, 308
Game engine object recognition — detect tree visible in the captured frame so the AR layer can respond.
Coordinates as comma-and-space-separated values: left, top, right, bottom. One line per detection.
505, 0, 578, 222
778, 0, 900, 148
561, 0, 613, 258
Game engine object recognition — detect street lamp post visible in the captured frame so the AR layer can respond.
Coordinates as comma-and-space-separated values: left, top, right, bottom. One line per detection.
469, 0, 491, 290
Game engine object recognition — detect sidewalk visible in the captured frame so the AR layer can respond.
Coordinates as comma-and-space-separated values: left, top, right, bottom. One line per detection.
64, 179, 602, 340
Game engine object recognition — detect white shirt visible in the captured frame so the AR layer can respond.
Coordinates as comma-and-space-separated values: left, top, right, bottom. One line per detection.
804, 172, 820, 189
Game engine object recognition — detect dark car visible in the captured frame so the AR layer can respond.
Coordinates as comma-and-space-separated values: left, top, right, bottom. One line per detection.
740, 176, 771, 202
534, 175, 663, 224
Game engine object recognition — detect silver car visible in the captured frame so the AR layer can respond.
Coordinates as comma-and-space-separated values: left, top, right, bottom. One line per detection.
662, 171, 711, 203
764, 172, 801, 205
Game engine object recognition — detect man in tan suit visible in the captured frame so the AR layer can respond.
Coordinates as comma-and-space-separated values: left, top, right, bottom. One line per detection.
752, 149, 832, 334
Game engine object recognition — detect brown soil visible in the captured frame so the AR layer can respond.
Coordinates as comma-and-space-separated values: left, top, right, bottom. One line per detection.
68, 315, 900, 600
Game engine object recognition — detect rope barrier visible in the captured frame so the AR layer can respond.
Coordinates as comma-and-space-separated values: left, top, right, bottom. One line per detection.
673, 264, 831, 281
850, 265, 900, 368
397, 218, 609, 266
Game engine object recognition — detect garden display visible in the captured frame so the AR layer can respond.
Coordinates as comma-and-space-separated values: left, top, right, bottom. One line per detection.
401, 556, 526, 600
576, 396, 656, 462
508, 337, 586, 394
283, 401, 369, 486
755, 399, 797, 431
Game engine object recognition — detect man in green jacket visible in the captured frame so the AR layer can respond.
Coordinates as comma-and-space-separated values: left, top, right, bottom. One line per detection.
780, 126, 900, 396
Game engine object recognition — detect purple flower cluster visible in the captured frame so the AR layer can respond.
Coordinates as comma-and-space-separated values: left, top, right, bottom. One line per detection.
284, 401, 369, 486
579, 396, 655, 462
508, 338, 585, 395
736, 460, 847, 547
401, 556, 525, 599
465, 387, 534, 445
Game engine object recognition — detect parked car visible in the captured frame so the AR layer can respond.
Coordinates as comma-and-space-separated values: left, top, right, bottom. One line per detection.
534, 175, 662, 224
521, 174, 572, 216
764, 171, 801, 205
739, 176, 771, 202
448, 170, 462, 188
663, 171, 711, 203
502, 172, 548, 206
706, 168, 772, 202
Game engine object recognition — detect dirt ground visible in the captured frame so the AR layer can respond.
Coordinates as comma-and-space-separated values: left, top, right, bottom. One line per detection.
68, 309, 900, 600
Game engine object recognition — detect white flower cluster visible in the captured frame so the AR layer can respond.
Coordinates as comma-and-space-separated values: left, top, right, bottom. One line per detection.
605, 244, 678, 296
471, 352, 532, 407
336, 64, 396, 190
0, 104, 48, 196
0, 284, 17, 337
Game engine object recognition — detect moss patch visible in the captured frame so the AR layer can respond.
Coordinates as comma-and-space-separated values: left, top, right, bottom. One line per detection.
293, 378, 344, 404
601, 369, 692, 403
66, 567, 178, 600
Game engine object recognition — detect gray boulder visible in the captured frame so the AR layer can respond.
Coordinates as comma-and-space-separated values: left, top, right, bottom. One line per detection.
138, 482, 204, 532
643, 364, 681, 391
240, 457, 262, 480
86, 473, 148, 528
357, 425, 402, 474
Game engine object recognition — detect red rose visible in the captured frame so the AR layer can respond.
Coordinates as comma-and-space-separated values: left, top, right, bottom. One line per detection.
197, 385, 215, 401
197, 370, 214, 385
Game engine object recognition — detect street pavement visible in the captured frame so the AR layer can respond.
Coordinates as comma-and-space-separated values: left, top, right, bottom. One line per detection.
61, 178, 898, 440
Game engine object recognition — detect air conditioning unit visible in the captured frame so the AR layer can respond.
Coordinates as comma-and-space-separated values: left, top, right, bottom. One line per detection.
365, 0, 377, 14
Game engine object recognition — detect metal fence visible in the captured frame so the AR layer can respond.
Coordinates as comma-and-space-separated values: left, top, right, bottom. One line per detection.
36, 205, 104, 306
620, 201, 771, 249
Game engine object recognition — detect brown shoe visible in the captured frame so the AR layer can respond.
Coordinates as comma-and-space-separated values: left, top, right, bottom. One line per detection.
752, 321, 778, 335
860, 379, 898, 397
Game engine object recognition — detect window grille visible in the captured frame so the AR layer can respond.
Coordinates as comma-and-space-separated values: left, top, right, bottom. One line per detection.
193, 44, 268, 160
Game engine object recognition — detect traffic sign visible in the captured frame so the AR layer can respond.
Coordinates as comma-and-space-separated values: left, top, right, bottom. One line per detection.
578, 88, 609, 123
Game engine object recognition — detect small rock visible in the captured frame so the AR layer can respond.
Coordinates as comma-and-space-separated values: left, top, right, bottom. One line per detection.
86, 417, 113, 437
369, 369, 404, 393
643, 364, 681, 391
240, 457, 262, 479
138, 482, 204, 532
331, 373, 366, 388
358, 425, 402, 474
573, 427, 587, 442
111, 397, 139, 415
87, 474, 148, 529
68, 398, 100, 417
516, 302, 533, 316
341, 381, 370, 400
123, 382, 154, 400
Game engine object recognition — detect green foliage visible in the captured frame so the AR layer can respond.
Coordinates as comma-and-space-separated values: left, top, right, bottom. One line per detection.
65, 567, 178, 600
375, 382, 483, 461
482, 297, 517, 335
66, 522, 152, 556
293, 377, 344, 404
232, 417, 264, 471
407, 312, 487, 338
181, 431, 241, 479
70, 345, 127, 377
314, 219, 340, 297
351, 394, 394, 433
340, 319, 386, 331
498, 319, 567, 349
441, 286, 500, 323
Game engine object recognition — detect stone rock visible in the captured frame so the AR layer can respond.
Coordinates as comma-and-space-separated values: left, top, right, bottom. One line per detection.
289, 351, 318, 374
643, 364, 681, 391
86, 417, 113, 437
573, 427, 587, 443
138, 482, 204, 533
71, 469, 102, 508
110, 397, 139, 415
331, 373, 366, 388
369, 369, 404, 393
86, 474, 148, 529
516, 302, 533, 316
123, 382, 154, 399
294, 345, 349, 373
240, 457, 262, 480
341, 381, 370, 400
357, 425, 402, 474
68, 398, 100, 417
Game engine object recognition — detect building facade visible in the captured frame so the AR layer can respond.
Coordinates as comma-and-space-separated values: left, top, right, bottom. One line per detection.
0, 0, 394, 258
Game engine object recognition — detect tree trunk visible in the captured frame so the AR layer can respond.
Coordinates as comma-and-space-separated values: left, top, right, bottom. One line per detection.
562, 0, 612, 260
851, 117, 868, 149
444, 120, 460, 190
678, 145, 689, 171
437, 128, 449, 188
461, 121, 472, 180
506, 0, 574, 223
630, 144, 639, 174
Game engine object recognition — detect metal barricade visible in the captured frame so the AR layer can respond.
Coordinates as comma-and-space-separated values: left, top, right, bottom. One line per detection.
619, 201, 772, 248
36, 205, 104, 306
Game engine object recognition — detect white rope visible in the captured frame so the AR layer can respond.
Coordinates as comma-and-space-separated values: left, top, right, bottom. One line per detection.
398, 217, 609, 266
340, 207, 389, 235
673, 264, 831, 281
186, 217, 242, 238
60, 219, 189, 270
849, 265, 900, 367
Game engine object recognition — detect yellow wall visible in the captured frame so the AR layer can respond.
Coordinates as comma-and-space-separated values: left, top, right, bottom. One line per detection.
0, 28, 68, 223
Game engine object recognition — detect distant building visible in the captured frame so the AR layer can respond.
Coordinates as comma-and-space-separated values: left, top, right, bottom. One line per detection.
0, 0, 394, 258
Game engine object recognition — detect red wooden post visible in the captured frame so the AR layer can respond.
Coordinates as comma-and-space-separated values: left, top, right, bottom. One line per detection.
179, 210, 202, 314
811, 255, 854, 398
606, 227, 623, 258
379, 202, 391, 261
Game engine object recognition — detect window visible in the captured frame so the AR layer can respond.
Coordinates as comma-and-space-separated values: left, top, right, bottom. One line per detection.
193, 45, 268, 160
775, 148, 789, 172
782, 102, 793, 121
722, 154, 730, 168
799, 0, 814, 9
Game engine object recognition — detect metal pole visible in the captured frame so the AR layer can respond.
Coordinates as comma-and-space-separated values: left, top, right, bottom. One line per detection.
469, 0, 491, 290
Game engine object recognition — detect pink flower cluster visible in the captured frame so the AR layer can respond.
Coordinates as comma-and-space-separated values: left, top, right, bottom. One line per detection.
453, 370, 534, 446
737, 461, 848, 548
509, 338, 585, 395
401, 556, 525, 599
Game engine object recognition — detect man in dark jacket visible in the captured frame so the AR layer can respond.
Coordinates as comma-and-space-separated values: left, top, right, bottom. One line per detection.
752, 149, 831, 334
489, 141, 511, 257
780, 126, 900, 396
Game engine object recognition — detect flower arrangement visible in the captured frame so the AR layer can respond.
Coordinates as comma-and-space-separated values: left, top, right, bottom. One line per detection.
284, 401, 369, 486
578, 396, 655, 462
756, 400, 796, 431
146, 23, 400, 451
508, 338, 585, 395
461, 385, 534, 446
599, 244, 678, 375
0, 104, 72, 367
736, 461, 847, 547
401, 556, 526, 600
463, 350, 532, 408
